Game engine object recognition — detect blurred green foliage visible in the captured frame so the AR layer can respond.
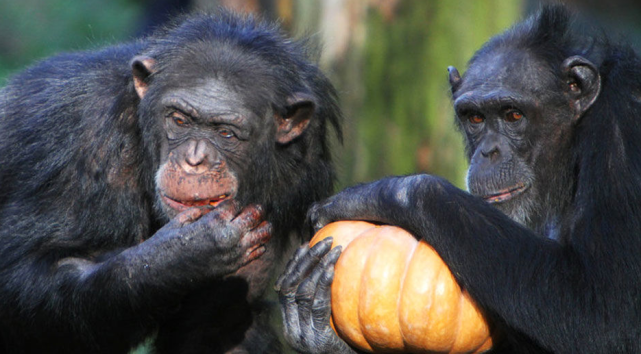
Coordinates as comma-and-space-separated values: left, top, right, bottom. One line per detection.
346, 0, 522, 188
0, 0, 141, 83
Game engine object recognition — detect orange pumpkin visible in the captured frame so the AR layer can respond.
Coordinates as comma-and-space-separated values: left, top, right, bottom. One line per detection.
309, 221, 494, 354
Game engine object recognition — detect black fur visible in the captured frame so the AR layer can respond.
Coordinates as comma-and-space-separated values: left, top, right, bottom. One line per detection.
0, 11, 341, 354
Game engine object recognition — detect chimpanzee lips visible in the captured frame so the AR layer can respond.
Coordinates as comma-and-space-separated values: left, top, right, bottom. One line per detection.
162, 194, 231, 213
482, 182, 528, 204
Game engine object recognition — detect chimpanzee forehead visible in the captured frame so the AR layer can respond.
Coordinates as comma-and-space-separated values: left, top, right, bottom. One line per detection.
159, 42, 282, 111
160, 81, 262, 127
168, 40, 280, 85
459, 49, 558, 97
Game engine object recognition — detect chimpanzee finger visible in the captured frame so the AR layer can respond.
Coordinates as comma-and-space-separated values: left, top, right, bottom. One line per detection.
296, 245, 341, 331
281, 238, 332, 290
275, 244, 308, 292
278, 278, 302, 349
239, 221, 272, 250
174, 207, 209, 226
294, 257, 326, 324
242, 244, 266, 264
307, 201, 335, 233
231, 204, 265, 230
311, 247, 341, 328
209, 199, 242, 222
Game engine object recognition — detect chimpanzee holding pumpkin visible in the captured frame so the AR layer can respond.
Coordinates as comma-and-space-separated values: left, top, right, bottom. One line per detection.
276, 5, 641, 353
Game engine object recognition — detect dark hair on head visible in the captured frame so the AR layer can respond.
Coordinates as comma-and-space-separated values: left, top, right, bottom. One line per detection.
138, 9, 342, 152
470, 4, 610, 68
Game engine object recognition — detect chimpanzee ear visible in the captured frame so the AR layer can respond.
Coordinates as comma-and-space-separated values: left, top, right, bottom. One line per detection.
562, 56, 601, 121
448, 66, 462, 95
275, 93, 315, 145
131, 56, 157, 99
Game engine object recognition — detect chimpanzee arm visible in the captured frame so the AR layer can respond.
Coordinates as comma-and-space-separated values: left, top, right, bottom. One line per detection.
2, 202, 270, 351
307, 175, 559, 284
280, 174, 606, 353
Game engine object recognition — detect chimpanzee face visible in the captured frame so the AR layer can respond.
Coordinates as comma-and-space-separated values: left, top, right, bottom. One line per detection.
449, 48, 601, 227
130, 55, 316, 220
153, 81, 259, 218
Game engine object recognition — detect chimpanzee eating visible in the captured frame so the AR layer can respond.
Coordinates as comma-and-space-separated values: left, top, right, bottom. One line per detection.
277, 5, 641, 354
0, 11, 340, 354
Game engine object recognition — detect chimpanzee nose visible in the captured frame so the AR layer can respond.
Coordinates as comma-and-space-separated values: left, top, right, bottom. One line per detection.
473, 134, 509, 166
181, 139, 217, 174
186, 140, 208, 167
481, 145, 500, 161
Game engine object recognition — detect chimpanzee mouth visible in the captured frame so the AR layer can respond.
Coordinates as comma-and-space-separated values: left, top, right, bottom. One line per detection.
482, 183, 528, 204
162, 194, 232, 213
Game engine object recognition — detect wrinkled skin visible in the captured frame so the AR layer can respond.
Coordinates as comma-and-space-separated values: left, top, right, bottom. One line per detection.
277, 5, 641, 354
153, 84, 250, 218
452, 50, 591, 232
275, 238, 357, 354
123, 201, 270, 286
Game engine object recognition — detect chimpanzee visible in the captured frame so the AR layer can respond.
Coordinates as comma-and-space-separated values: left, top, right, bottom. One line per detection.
0, 11, 341, 354
276, 5, 641, 354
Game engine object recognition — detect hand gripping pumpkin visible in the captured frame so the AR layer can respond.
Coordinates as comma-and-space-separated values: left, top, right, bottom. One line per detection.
309, 221, 494, 354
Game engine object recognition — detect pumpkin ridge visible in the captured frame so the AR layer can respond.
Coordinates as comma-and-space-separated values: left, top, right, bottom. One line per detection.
432, 261, 459, 350
423, 244, 440, 343
331, 229, 379, 351
397, 237, 419, 352
357, 230, 385, 351
451, 287, 466, 353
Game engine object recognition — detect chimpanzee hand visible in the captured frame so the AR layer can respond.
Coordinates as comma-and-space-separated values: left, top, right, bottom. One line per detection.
139, 200, 272, 279
274, 238, 360, 354
308, 174, 440, 234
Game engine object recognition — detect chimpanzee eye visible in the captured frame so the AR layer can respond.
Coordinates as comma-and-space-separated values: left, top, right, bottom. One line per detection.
505, 110, 524, 123
218, 128, 235, 139
171, 112, 189, 127
468, 114, 485, 124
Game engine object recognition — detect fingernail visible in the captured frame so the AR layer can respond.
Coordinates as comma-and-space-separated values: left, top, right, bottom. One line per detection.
311, 238, 331, 253
327, 246, 342, 262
